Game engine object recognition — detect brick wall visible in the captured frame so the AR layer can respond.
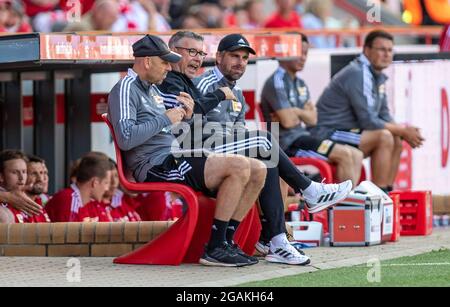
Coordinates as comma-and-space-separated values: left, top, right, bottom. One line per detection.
0, 221, 173, 257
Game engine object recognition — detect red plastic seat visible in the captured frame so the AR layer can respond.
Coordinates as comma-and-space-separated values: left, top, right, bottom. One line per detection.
290, 157, 367, 184
102, 113, 259, 265
289, 157, 335, 183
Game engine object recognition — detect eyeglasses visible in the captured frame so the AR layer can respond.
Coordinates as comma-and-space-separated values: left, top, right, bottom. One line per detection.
174, 46, 208, 59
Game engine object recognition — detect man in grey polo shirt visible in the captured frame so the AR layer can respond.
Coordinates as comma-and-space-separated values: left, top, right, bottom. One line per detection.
261, 33, 364, 187
311, 30, 425, 192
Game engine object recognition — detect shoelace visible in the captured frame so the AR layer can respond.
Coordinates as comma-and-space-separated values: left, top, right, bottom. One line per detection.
319, 179, 339, 193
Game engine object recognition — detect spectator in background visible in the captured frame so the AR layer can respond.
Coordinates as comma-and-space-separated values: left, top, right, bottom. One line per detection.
302, 0, 359, 48
168, 0, 195, 29
179, 12, 207, 29
59, 0, 95, 15
0, 150, 50, 223
302, 0, 336, 48
0, 1, 9, 31
32, 0, 94, 32
45, 153, 112, 222
264, 0, 302, 29
22, 0, 59, 18
219, 0, 238, 27
294, 0, 306, 15
64, 0, 119, 32
192, 1, 224, 28
0, 0, 32, 33
112, 0, 171, 32
236, 0, 265, 29
380, 0, 402, 16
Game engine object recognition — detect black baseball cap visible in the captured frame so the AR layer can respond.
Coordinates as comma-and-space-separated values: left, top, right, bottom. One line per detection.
217, 34, 256, 55
132, 34, 182, 63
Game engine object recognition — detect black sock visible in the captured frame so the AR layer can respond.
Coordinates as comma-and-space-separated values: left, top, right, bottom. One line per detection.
259, 215, 271, 243
278, 148, 312, 192
242, 130, 312, 193
258, 167, 287, 240
208, 219, 228, 250
226, 219, 240, 245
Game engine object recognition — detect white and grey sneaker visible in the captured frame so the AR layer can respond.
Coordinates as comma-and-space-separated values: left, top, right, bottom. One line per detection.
255, 240, 270, 255
303, 180, 352, 214
265, 241, 311, 265
256, 240, 306, 256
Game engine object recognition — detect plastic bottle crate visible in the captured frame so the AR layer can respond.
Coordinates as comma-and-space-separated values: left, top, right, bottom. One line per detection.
389, 193, 401, 242
390, 190, 433, 236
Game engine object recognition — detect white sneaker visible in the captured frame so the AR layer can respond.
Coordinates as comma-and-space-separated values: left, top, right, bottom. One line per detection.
256, 240, 306, 257
265, 241, 311, 265
303, 180, 352, 214
255, 241, 270, 256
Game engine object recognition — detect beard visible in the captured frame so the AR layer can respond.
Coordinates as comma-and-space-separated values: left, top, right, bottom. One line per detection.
27, 184, 45, 196
224, 72, 243, 82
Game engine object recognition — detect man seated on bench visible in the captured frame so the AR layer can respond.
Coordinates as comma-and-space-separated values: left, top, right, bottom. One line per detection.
157, 31, 352, 265
261, 33, 363, 187
0, 150, 50, 223
46, 152, 112, 222
310, 30, 424, 193
107, 34, 266, 267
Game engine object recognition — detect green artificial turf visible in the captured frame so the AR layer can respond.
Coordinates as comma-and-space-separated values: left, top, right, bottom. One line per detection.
239, 249, 450, 287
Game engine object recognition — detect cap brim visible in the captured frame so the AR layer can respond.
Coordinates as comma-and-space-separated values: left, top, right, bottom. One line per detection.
227, 45, 256, 55
160, 51, 182, 63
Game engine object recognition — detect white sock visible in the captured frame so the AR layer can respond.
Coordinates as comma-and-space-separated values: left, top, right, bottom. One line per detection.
302, 181, 320, 199
270, 233, 288, 250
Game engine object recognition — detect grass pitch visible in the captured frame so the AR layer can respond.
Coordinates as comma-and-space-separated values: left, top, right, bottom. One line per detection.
239, 249, 450, 287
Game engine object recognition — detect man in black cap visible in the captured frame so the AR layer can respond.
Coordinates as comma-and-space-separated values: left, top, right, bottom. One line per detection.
107, 34, 267, 267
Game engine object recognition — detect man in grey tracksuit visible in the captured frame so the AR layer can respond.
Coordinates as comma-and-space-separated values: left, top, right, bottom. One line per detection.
107, 34, 266, 267
310, 30, 425, 192
261, 33, 363, 187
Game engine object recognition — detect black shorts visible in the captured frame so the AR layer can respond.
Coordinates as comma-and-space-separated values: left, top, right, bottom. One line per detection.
328, 129, 363, 148
285, 135, 336, 160
145, 155, 216, 197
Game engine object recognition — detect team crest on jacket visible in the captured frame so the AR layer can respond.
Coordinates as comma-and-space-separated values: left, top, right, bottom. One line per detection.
232, 100, 242, 112
297, 86, 307, 97
378, 84, 385, 96
317, 140, 333, 155
153, 95, 164, 105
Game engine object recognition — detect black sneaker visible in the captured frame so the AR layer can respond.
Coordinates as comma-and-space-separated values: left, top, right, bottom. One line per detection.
229, 243, 259, 265
199, 243, 252, 267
